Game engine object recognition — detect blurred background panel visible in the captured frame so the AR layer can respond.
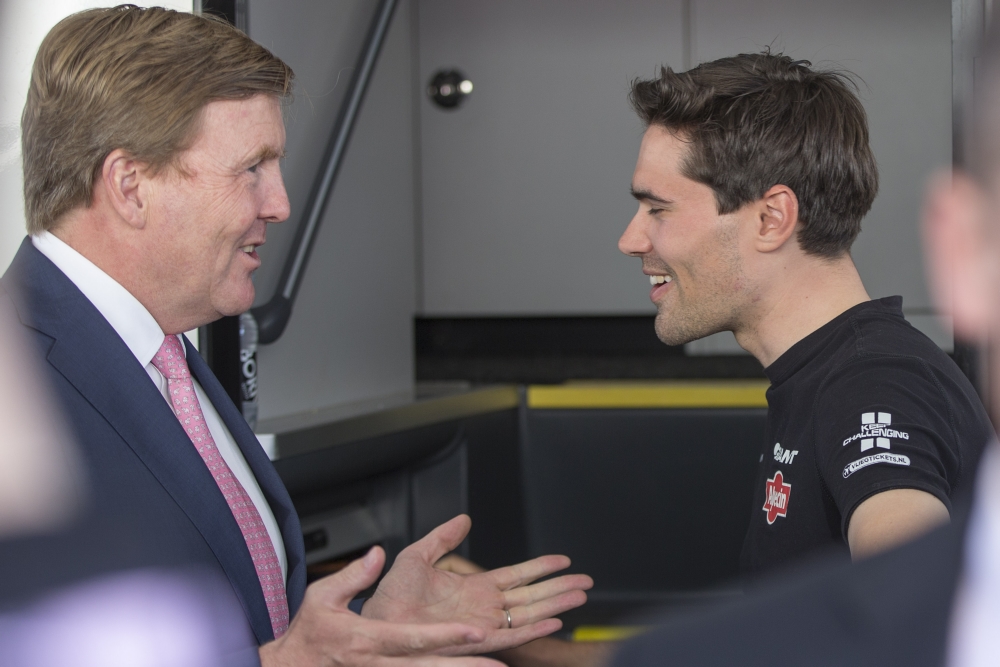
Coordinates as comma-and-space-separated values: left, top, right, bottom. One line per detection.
418, 0, 684, 316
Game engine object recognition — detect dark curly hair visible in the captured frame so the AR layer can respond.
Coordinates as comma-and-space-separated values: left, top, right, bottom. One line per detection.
630, 53, 879, 257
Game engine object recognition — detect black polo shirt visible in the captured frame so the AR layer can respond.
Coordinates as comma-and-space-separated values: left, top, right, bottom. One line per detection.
740, 297, 991, 575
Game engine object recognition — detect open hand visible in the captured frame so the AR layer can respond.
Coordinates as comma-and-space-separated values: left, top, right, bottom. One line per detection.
362, 515, 593, 654
437, 555, 615, 667
259, 546, 503, 667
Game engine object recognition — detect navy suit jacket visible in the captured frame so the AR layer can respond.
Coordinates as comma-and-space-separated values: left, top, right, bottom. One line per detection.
1, 238, 307, 646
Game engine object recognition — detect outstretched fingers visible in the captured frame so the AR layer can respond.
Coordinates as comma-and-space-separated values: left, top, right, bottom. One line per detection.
437, 617, 565, 656
502, 573, 594, 609
506, 589, 590, 629
488, 555, 573, 590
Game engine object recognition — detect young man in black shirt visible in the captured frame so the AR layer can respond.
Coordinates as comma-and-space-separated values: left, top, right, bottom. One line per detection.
619, 53, 992, 573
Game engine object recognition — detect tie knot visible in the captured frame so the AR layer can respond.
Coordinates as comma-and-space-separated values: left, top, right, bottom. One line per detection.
152, 335, 190, 380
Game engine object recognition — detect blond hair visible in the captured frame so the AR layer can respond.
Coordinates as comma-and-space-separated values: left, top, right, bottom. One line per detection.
22, 5, 294, 234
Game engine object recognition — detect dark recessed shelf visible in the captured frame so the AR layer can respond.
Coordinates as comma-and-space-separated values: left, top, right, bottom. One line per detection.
415, 316, 765, 384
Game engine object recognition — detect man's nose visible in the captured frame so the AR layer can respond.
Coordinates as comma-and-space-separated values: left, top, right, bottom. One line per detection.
262, 169, 291, 224
619, 211, 652, 256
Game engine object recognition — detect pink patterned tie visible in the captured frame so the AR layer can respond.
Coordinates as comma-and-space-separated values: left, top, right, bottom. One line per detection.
152, 335, 289, 639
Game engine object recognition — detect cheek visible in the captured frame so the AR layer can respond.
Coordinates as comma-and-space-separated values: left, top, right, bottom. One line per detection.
649, 228, 682, 262
210, 202, 258, 264
203, 181, 253, 225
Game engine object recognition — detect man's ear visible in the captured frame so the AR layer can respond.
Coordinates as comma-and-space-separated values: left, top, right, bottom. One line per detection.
753, 184, 799, 253
923, 171, 995, 341
98, 149, 149, 229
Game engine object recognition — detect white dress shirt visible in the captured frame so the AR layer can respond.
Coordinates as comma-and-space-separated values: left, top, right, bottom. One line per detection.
948, 442, 1000, 666
32, 232, 287, 583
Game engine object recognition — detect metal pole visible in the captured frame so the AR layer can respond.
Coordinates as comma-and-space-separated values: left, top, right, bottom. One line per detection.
254, 0, 400, 344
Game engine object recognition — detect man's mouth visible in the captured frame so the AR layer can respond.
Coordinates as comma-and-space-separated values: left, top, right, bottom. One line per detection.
648, 273, 673, 303
239, 244, 262, 266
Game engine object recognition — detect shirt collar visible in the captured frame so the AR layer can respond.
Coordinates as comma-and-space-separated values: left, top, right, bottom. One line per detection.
31, 231, 174, 367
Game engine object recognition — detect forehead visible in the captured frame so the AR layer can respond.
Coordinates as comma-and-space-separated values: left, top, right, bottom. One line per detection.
186, 95, 286, 162
632, 125, 702, 196
634, 126, 691, 184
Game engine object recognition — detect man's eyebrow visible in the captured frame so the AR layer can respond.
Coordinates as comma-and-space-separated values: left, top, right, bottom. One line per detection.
248, 146, 285, 163
630, 187, 673, 206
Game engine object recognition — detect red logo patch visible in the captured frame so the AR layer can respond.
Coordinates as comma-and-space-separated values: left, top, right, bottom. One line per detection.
763, 471, 791, 524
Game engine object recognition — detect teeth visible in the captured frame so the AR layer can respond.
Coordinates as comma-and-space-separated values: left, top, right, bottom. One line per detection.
241, 245, 255, 253
649, 275, 672, 285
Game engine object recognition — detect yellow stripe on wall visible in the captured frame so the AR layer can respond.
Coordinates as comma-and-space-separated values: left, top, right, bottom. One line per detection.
527, 380, 769, 409
572, 625, 648, 642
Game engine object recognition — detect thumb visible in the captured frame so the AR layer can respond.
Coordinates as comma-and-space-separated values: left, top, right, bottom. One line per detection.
318, 546, 386, 608
411, 514, 472, 563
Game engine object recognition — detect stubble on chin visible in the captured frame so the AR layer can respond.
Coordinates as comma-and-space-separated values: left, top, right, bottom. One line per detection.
656, 248, 751, 347
653, 303, 728, 346
651, 275, 746, 347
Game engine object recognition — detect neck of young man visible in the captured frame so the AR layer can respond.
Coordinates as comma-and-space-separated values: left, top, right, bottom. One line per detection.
733, 252, 871, 369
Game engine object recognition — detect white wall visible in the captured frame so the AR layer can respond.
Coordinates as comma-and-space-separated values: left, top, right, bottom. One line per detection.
415, 0, 954, 351
418, 0, 686, 316
0, 1, 192, 272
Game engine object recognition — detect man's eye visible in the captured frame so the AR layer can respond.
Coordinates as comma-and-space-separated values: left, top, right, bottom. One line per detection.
648, 207, 663, 215
248, 163, 260, 174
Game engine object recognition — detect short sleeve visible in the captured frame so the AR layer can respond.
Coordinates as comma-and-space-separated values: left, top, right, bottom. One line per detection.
813, 354, 960, 538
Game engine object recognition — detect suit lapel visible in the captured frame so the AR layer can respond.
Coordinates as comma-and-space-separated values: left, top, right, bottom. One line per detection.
186, 338, 308, 615
4, 241, 275, 643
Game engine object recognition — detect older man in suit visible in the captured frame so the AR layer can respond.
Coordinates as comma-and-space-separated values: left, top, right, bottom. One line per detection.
2, 7, 591, 666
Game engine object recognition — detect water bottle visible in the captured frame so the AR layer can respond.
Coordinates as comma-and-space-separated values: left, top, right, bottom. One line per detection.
238, 311, 259, 430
